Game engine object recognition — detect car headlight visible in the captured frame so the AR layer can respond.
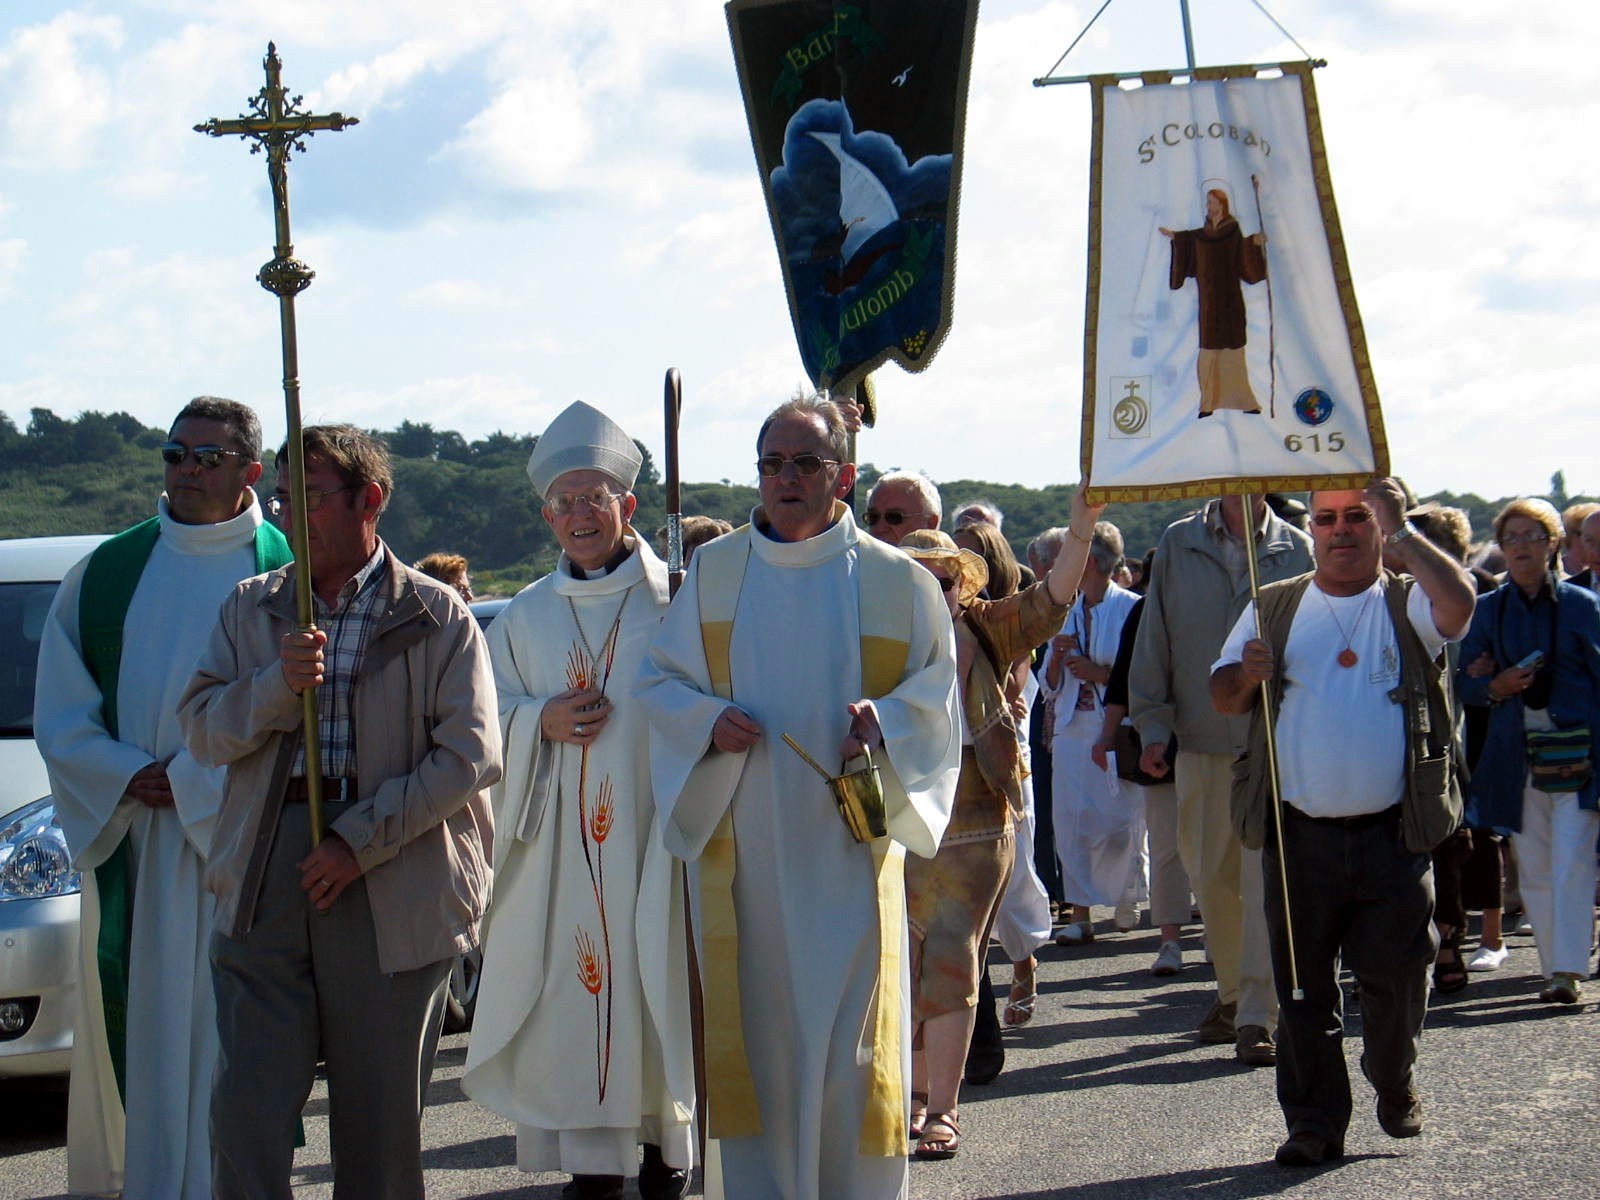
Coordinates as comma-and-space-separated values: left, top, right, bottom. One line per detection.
0, 797, 82, 901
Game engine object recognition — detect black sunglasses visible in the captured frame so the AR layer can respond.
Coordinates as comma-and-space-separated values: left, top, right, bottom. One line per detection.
755, 453, 839, 478
161, 441, 247, 469
864, 508, 912, 527
1310, 508, 1373, 528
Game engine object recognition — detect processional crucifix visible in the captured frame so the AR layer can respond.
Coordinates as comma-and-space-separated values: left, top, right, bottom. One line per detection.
195, 43, 359, 845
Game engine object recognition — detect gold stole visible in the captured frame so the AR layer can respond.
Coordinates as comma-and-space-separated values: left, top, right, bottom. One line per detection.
694, 525, 913, 1156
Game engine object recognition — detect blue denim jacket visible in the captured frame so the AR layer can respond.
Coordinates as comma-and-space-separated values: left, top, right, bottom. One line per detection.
1457, 579, 1600, 830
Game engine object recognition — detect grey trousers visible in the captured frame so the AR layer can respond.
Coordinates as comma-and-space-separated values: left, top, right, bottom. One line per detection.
1264, 804, 1436, 1144
210, 798, 452, 1200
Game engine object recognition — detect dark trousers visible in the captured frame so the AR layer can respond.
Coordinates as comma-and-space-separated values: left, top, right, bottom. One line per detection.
1431, 827, 1473, 940
1263, 805, 1436, 1143
210, 799, 452, 1200
1029, 739, 1065, 903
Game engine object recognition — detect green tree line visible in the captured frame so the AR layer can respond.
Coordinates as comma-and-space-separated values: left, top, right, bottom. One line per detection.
0, 409, 1582, 594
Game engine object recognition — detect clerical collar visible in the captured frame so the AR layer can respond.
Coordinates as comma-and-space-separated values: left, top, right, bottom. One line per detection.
568, 536, 634, 579
752, 500, 850, 544
155, 491, 265, 554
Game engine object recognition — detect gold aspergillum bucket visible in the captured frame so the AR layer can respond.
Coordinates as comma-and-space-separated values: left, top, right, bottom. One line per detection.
782, 734, 888, 843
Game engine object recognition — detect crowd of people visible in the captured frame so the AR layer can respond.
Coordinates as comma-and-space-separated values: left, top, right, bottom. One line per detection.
31, 391, 1600, 1198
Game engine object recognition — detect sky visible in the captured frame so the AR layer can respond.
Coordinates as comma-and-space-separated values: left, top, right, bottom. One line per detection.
1, 1, 1596, 503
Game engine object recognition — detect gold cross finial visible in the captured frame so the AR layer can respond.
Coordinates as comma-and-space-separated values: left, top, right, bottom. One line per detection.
194, 42, 359, 297
195, 42, 358, 161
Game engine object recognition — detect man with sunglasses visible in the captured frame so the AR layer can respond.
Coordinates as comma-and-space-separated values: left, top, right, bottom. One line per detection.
35, 397, 291, 1198
863, 470, 942, 547
180, 424, 500, 1199
1212, 478, 1474, 1168
640, 395, 960, 1200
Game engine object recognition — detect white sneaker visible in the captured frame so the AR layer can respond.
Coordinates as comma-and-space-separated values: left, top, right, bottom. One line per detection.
1467, 944, 1508, 972
1151, 940, 1184, 976
1515, 916, 1535, 936
1114, 902, 1140, 932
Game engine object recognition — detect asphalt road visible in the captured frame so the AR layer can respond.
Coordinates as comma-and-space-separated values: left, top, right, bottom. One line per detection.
4, 915, 1598, 1199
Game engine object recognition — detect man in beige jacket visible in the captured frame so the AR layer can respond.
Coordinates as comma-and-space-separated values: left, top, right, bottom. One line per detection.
180, 424, 500, 1200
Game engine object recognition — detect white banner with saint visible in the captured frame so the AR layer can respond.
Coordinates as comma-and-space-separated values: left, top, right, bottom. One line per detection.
1081, 62, 1387, 502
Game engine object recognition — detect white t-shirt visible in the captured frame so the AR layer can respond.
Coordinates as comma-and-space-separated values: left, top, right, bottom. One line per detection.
1214, 579, 1457, 818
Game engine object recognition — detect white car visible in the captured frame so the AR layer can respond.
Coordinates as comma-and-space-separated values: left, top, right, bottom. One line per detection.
0, 534, 105, 1076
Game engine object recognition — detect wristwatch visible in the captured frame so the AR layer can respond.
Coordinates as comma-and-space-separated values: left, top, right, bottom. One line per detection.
1384, 523, 1417, 547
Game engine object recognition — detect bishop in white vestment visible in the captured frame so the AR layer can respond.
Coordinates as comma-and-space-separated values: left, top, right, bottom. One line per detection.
463, 402, 694, 1200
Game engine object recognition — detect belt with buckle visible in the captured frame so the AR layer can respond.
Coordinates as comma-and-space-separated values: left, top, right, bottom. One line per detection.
283, 776, 360, 804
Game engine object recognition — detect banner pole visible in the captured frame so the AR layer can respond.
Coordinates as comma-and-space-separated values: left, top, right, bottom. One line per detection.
1244, 491, 1304, 1001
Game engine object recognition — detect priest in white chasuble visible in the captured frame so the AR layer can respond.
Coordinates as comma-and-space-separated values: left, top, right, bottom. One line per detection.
34, 397, 290, 1199
637, 395, 960, 1200
464, 401, 694, 1200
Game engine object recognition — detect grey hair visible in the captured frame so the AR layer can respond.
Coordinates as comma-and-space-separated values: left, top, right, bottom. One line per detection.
171, 396, 263, 461
1089, 520, 1125, 575
757, 393, 849, 462
869, 470, 942, 523
1029, 526, 1068, 564
951, 499, 1003, 530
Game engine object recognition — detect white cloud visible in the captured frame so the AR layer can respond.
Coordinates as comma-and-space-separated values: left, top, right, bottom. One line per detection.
438, 67, 596, 193
0, 12, 122, 170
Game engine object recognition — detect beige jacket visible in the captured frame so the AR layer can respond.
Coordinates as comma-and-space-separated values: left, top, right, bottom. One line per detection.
179, 544, 501, 973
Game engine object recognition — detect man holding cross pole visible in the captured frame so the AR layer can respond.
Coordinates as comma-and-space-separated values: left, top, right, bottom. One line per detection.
1210, 477, 1474, 1168
179, 424, 500, 1200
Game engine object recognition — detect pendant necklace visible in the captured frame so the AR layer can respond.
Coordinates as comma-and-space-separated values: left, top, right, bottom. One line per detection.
1319, 584, 1375, 668
568, 584, 634, 694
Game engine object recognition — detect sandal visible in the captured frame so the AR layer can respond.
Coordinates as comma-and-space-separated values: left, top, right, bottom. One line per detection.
908, 1090, 929, 1141
1003, 959, 1037, 1027
1433, 935, 1468, 995
914, 1112, 960, 1160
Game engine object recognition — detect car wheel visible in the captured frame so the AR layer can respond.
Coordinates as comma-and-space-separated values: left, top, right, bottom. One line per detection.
443, 947, 482, 1034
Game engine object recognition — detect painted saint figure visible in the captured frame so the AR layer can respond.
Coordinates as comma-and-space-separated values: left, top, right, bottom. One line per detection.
1160, 186, 1267, 418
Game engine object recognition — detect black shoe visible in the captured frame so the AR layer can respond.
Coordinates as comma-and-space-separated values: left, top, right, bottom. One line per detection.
1274, 1131, 1344, 1167
1377, 1092, 1424, 1138
964, 966, 1005, 1085
963, 1041, 1005, 1086
564, 1176, 626, 1200
638, 1144, 690, 1200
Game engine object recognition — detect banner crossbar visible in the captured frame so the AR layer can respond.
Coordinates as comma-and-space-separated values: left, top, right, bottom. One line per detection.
1034, 58, 1324, 88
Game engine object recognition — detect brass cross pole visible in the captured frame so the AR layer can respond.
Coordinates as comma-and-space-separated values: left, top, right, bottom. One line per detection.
195, 42, 359, 846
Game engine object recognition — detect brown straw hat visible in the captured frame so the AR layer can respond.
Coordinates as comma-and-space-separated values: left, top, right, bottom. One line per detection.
898, 529, 988, 606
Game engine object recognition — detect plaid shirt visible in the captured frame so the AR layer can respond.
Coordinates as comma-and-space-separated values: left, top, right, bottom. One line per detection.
291, 543, 388, 780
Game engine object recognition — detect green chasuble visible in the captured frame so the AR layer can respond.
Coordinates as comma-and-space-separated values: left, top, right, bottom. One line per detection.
77, 515, 292, 1102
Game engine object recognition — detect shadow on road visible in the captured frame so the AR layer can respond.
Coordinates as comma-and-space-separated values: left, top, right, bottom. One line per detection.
957, 1152, 1404, 1199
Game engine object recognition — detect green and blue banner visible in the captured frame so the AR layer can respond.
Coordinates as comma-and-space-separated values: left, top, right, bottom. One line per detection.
726, 0, 979, 394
